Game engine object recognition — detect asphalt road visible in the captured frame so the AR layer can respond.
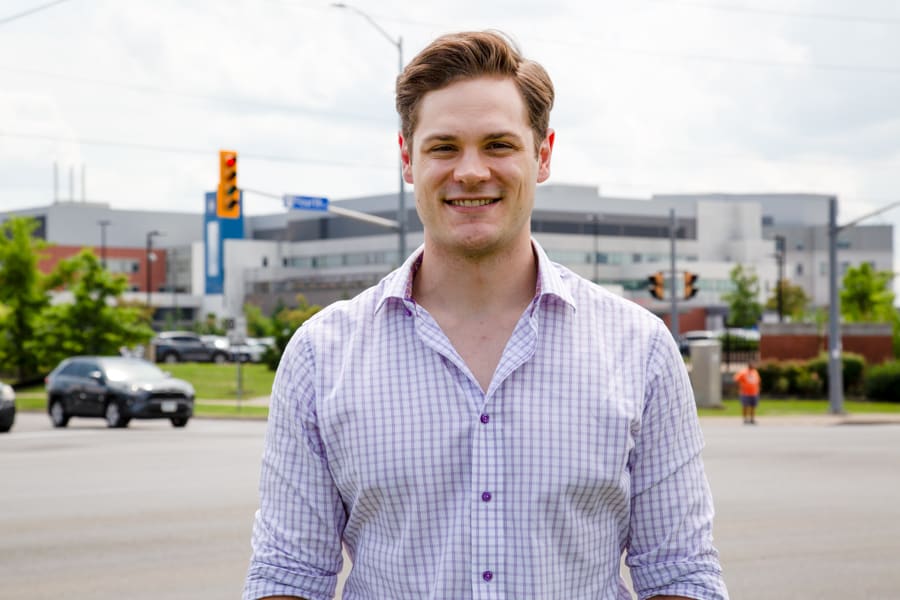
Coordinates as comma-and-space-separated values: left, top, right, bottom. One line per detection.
2, 412, 898, 599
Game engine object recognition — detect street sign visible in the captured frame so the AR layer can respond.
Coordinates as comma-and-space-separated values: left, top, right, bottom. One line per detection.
284, 195, 329, 212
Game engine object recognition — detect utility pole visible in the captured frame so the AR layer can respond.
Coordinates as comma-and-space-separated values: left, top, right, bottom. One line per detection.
669, 209, 679, 339
827, 196, 900, 415
775, 235, 786, 323
98, 220, 110, 269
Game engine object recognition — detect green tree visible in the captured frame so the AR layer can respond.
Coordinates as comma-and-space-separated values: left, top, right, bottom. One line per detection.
264, 294, 322, 371
722, 264, 762, 327
244, 303, 275, 338
30, 249, 155, 369
840, 262, 900, 357
765, 279, 810, 320
840, 263, 895, 322
0, 217, 52, 381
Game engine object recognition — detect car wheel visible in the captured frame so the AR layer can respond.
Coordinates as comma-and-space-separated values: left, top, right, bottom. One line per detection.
212, 352, 227, 365
162, 352, 179, 364
0, 416, 12, 433
104, 401, 128, 428
170, 417, 189, 428
49, 400, 70, 428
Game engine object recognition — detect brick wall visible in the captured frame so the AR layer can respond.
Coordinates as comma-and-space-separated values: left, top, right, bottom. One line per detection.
760, 323, 894, 365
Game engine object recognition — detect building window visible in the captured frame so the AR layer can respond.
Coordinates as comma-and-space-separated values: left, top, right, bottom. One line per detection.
796, 263, 804, 276
262, 257, 268, 267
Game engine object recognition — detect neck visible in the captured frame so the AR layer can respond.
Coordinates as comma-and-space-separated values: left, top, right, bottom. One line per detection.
413, 236, 537, 315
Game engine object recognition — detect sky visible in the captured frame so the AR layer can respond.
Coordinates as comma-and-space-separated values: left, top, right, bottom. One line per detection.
3, 0, 900, 288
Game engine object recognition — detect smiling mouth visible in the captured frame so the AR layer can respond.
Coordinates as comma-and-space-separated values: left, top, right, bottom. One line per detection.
446, 198, 499, 207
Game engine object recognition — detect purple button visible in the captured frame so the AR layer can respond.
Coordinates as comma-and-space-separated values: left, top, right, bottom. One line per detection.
482, 570, 493, 582
481, 491, 492, 502
480, 414, 490, 424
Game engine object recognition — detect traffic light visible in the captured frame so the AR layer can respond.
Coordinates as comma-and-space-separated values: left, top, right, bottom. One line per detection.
217, 150, 240, 219
648, 271, 665, 300
684, 271, 699, 300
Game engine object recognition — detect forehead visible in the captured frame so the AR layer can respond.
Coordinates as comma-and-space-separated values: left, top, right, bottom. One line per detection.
413, 76, 530, 140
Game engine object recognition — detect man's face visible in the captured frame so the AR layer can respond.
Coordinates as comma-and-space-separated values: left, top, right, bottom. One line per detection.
400, 76, 554, 259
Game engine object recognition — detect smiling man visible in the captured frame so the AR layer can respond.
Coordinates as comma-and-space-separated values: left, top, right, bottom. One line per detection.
244, 31, 728, 600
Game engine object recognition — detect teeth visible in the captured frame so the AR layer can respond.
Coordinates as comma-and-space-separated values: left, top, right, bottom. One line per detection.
450, 198, 494, 207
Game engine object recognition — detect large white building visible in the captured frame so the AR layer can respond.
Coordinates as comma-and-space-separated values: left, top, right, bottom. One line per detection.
3, 184, 892, 332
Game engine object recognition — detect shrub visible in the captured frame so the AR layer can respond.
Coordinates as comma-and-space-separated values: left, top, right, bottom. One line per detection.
756, 361, 783, 395
864, 361, 900, 402
806, 352, 867, 396
794, 369, 823, 397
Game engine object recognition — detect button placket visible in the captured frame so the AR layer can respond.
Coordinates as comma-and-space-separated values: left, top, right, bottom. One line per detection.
472, 399, 503, 597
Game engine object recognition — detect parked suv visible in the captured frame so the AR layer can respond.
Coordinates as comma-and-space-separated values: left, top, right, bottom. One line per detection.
152, 331, 229, 364
46, 356, 195, 428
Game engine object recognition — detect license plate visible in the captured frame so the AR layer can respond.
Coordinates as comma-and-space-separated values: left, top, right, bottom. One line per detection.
161, 401, 177, 413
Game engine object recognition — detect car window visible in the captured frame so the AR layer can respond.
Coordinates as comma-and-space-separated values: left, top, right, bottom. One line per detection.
76, 361, 100, 378
59, 362, 81, 376
100, 359, 166, 382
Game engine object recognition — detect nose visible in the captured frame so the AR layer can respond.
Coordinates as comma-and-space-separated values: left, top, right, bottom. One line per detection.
453, 150, 490, 186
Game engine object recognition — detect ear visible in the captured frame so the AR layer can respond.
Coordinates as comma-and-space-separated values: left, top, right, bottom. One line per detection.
400, 133, 414, 184
536, 129, 554, 184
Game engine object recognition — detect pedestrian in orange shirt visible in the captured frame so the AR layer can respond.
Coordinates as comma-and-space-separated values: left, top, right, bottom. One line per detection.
734, 361, 761, 425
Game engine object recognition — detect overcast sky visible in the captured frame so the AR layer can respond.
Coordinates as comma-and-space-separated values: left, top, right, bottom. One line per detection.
3, 0, 900, 286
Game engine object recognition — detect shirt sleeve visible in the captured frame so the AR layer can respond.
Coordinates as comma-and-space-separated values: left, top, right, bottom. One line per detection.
626, 321, 729, 600
243, 330, 347, 600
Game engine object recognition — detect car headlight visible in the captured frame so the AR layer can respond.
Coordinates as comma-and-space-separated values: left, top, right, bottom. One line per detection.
0, 383, 14, 402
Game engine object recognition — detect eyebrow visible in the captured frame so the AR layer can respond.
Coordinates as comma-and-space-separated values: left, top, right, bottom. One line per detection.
419, 131, 525, 144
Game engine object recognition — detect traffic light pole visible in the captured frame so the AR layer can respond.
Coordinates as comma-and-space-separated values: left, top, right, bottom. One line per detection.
669, 208, 679, 339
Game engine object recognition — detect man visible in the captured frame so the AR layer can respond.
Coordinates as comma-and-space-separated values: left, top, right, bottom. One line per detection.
244, 31, 728, 600
734, 361, 761, 425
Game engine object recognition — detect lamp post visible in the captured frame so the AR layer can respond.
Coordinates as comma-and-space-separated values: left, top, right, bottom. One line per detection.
98, 219, 110, 269
332, 2, 406, 264
146, 230, 161, 307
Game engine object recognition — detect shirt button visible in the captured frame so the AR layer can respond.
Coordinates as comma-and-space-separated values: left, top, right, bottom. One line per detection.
482, 570, 493, 582
480, 414, 490, 424
481, 491, 492, 502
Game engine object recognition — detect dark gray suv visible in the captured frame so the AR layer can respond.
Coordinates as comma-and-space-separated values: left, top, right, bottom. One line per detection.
46, 356, 195, 428
151, 331, 229, 364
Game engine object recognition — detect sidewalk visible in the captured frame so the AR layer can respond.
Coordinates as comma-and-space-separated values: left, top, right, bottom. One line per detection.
700, 412, 900, 427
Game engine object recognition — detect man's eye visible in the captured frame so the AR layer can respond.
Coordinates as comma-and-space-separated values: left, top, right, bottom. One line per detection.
429, 145, 455, 153
486, 141, 514, 151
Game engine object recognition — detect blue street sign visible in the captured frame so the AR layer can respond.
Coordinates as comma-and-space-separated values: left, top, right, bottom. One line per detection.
284, 195, 329, 212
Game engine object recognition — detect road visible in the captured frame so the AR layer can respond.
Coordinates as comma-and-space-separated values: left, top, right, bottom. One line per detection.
2, 412, 898, 599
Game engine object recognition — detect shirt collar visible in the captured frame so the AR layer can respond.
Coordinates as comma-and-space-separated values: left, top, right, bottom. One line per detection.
374, 238, 576, 315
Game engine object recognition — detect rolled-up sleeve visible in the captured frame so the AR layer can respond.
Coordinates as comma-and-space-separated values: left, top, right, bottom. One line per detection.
626, 323, 729, 600
243, 331, 347, 600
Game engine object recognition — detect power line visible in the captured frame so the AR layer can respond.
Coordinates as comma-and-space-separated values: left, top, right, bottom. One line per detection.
0, 0, 72, 27
0, 66, 392, 124
0, 131, 393, 170
643, 0, 900, 26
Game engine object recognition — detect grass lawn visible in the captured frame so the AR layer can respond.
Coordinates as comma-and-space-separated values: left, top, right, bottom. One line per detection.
699, 398, 900, 418
12, 362, 899, 421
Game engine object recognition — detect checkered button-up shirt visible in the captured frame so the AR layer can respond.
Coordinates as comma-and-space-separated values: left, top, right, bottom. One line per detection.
244, 240, 728, 600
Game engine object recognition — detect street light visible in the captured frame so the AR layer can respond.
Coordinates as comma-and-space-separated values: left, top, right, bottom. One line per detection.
98, 219, 111, 269
146, 230, 162, 307
332, 2, 407, 264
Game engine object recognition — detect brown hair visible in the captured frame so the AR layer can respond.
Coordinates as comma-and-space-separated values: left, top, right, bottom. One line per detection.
396, 30, 554, 154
